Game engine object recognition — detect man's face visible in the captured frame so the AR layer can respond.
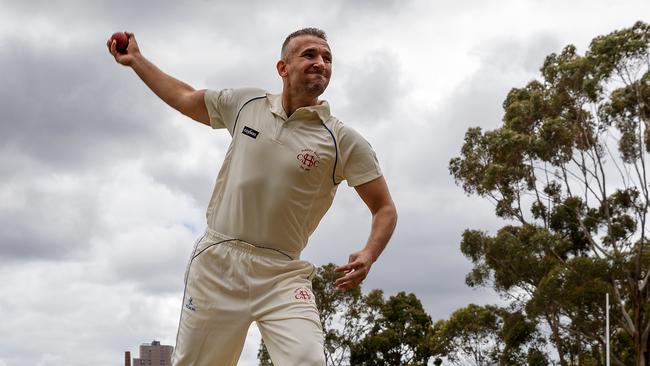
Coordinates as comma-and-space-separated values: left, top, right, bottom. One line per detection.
280, 35, 332, 97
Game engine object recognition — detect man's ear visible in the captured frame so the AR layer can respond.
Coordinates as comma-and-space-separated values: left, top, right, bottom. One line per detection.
276, 59, 288, 77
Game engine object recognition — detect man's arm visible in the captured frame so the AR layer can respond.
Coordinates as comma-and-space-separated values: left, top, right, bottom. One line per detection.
107, 32, 210, 125
334, 176, 397, 290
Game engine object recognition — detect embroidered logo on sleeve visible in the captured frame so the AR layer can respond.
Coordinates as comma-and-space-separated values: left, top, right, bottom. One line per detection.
293, 287, 315, 303
296, 149, 320, 170
242, 126, 259, 139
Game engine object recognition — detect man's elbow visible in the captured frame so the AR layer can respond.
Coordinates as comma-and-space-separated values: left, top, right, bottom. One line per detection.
390, 204, 398, 227
182, 109, 210, 126
381, 202, 398, 227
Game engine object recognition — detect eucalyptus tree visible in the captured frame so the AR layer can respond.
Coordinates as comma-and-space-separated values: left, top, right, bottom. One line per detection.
450, 21, 650, 365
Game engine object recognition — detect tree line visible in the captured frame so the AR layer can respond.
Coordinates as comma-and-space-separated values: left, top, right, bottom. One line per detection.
259, 21, 650, 365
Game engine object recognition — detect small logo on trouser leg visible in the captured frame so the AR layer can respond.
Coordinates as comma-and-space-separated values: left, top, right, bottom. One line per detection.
185, 296, 196, 311
294, 287, 315, 303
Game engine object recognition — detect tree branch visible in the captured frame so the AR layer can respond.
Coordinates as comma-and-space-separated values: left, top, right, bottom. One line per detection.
612, 283, 636, 334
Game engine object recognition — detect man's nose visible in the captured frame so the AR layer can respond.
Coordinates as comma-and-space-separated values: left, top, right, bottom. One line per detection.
312, 56, 325, 69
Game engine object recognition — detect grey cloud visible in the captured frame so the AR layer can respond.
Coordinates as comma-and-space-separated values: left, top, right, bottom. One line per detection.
0, 184, 97, 260
380, 33, 561, 194
0, 261, 180, 365
205, 58, 280, 93
93, 231, 193, 295
325, 0, 453, 30
0, 0, 268, 31
0, 36, 176, 173
332, 0, 405, 17
143, 151, 219, 210
103, 251, 188, 295
471, 33, 561, 75
0, 34, 192, 261
337, 49, 404, 125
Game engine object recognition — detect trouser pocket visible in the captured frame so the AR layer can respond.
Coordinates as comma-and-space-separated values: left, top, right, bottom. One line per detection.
184, 232, 206, 284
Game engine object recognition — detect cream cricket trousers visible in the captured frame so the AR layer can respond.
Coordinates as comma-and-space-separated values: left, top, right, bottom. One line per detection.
172, 229, 326, 366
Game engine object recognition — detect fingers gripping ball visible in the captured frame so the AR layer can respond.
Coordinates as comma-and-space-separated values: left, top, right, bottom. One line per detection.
111, 32, 129, 53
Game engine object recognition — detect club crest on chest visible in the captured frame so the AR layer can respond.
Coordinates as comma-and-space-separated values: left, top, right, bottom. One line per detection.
297, 149, 320, 171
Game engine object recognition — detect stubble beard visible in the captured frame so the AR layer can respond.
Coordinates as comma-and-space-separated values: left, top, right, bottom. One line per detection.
303, 77, 328, 97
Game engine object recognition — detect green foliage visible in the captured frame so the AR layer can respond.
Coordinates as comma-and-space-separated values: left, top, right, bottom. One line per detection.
349, 292, 435, 365
312, 263, 367, 365
460, 224, 563, 292
434, 304, 502, 364
433, 304, 548, 365
449, 21, 650, 366
257, 342, 272, 366
589, 21, 650, 81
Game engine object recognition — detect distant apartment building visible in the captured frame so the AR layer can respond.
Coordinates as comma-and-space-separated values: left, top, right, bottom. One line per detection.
126, 340, 173, 366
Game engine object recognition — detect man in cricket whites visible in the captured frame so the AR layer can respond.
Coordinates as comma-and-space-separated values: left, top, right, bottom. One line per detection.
107, 27, 397, 365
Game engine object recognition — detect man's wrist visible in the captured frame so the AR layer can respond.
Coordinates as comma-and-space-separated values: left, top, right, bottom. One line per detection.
362, 245, 381, 263
129, 52, 146, 69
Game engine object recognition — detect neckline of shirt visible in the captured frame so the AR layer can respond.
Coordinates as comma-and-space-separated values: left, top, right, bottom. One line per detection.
266, 93, 331, 123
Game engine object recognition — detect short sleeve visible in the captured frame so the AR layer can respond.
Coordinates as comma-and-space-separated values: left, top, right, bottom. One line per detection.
204, 88, 267, 135
336, 125, 383, 187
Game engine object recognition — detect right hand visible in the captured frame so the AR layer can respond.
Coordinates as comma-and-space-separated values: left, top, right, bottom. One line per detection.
106, 31, 140, 66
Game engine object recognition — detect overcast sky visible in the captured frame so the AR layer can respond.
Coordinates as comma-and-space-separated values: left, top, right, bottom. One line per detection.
1, 1, 648, 365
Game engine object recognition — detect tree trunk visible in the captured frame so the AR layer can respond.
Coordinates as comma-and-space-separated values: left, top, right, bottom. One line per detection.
632, 286, 646, 366
547, 309, 568, 366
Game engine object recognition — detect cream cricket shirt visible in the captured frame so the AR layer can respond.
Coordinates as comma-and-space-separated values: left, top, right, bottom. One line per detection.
204, 88, 382, 256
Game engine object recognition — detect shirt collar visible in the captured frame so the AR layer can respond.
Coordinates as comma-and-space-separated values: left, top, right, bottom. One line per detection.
267, 93, 331, 122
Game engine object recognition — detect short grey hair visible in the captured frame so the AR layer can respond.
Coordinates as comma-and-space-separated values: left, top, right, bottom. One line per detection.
281, 27, 327, 60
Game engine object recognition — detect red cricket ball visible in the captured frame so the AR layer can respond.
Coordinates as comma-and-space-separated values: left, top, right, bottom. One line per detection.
111, 32, 129, 53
